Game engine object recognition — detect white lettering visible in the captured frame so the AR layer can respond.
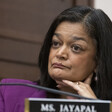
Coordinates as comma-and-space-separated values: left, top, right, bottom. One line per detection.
75, 105, 80, 112
91, 105, 97, 112
41, 104, 55, 111
59, 104, 97, 112
60, 104, 69, 112
85, 106, 91, 112
81, 105, 86, 112
69, 105, 75, 111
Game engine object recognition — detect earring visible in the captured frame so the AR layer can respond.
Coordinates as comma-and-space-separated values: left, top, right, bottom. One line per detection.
95, 75, 98, 81
93, 72, 98, 81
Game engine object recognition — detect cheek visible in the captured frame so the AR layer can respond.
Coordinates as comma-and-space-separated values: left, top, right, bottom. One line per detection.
48, 55, 51, 73
70, 56, 96, 80
49, 49, 55, 60
48, 50, 54, 74
69, 56, 82, 68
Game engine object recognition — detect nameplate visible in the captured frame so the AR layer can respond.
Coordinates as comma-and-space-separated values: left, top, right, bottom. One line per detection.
25, 98, 112, 112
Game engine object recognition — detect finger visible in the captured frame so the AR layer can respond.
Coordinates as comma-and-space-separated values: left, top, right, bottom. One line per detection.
56, 80, 68, 88
78, 82, 97, 99
62, 80, 97, 99
84, 73, 93, 85
56, 80, 68, 86
62, 80, 80, 90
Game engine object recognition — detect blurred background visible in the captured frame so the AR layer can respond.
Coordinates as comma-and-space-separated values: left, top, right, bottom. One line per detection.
0, 0, 111, 81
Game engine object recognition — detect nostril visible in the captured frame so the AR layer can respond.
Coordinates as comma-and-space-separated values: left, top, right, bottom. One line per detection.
56, 53, 68, 60
56, 47, 68, 60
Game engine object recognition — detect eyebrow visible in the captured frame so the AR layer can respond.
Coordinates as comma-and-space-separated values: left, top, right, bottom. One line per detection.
72, 36, 87, 43
54, 33, 87, 43
54, 33, 60, 37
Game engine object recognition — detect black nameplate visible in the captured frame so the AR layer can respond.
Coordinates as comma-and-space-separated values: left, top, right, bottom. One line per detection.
25, 98, 112, 112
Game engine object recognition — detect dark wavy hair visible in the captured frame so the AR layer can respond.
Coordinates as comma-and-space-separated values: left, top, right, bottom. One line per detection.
38, 6, 112, 100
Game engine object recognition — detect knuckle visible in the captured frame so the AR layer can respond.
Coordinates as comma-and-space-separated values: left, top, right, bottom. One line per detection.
85, 84, 90, 88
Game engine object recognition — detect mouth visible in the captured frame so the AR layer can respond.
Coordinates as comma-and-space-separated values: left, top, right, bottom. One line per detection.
52, 63, 70, 69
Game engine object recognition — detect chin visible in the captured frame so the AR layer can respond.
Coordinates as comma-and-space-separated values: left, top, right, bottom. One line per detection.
50, 73, 63, 81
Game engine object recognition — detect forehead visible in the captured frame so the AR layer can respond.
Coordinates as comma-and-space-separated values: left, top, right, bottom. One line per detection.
55, 21, 88, 37
53, 21, 97, 49
54, 22, 90, 41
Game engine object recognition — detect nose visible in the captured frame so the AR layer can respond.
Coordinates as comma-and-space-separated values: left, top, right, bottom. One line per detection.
56, 45, 68, 60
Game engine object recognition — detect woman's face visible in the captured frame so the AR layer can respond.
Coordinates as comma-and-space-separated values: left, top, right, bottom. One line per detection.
48, 21, 96, 82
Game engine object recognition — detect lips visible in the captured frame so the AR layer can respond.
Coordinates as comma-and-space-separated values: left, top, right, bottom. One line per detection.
52, 63, 69, 69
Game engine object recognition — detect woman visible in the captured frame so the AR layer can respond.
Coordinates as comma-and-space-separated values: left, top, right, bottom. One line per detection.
0, 6, 112, 112
38, 6, 112, 100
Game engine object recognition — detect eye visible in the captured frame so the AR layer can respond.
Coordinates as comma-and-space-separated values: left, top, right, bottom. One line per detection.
51, 40, 61, 48
71, 44, 82, 53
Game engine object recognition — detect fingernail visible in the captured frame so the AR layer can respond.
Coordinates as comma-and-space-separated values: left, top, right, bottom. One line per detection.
62, 80, 67, 82
56, 85, 61, 88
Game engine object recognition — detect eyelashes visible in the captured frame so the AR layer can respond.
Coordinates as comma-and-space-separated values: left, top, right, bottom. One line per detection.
51, 40, 61, 48
71, 44, 83, 53
51, 40, 84, 53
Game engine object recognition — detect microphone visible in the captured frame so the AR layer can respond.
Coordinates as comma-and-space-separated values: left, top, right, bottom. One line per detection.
0, 82, 96, 100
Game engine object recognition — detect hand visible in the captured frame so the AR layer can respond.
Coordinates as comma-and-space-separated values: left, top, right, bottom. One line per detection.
62, 74, 97, 99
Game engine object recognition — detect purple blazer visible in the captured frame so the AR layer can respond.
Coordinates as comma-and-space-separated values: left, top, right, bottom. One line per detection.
0, 79, 47, 112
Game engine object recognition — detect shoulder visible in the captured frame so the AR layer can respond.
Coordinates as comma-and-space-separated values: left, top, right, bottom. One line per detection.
0, 78, 47, 97
0, 78, 37, 95
0, 78, 37, 84
0, 79, 47, 112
